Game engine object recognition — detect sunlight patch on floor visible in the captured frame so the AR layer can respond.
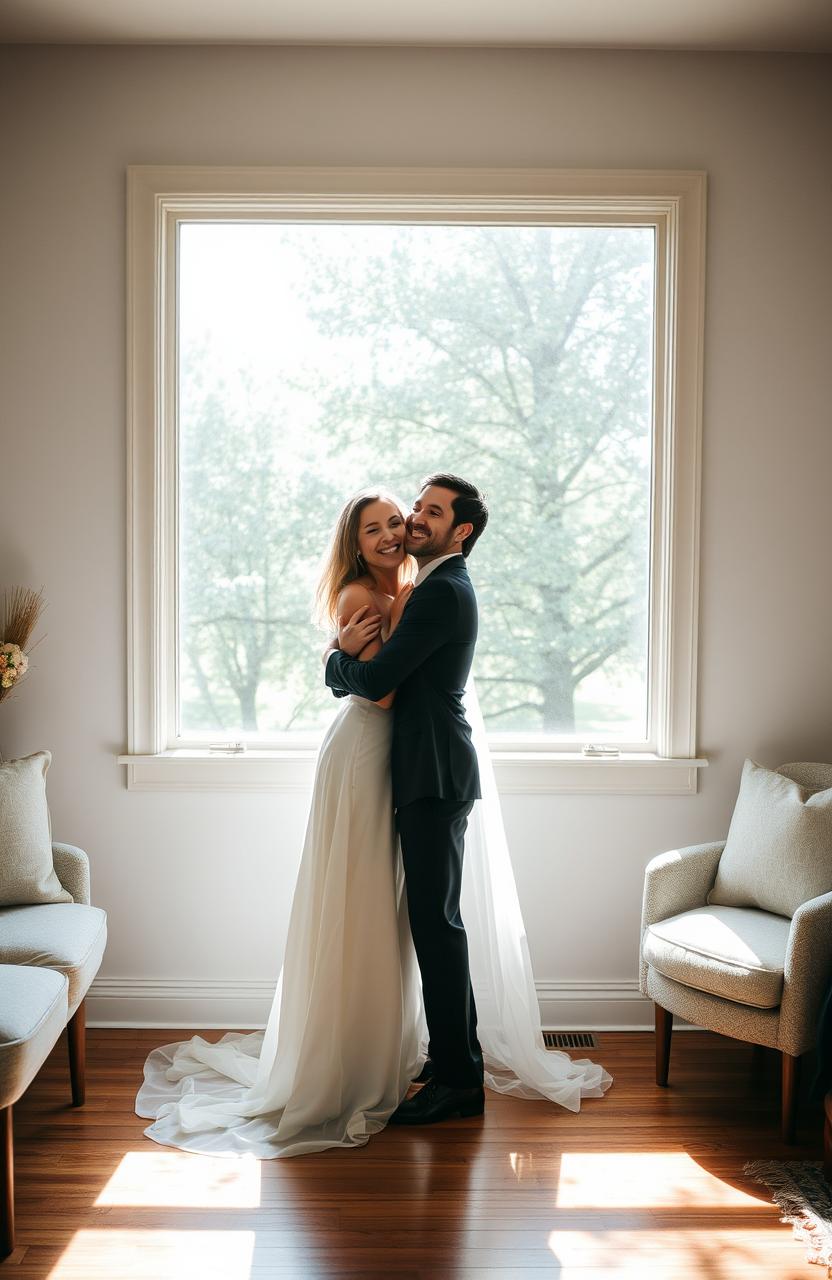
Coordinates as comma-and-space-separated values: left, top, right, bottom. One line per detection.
94, 1151, 262, 1207
546, 1227, 794, 1273
555, 1152, 767, 1208
47, 1229, 256, 1279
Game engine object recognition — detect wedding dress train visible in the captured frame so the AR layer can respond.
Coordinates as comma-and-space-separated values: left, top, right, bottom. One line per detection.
136, 683, 611, 1158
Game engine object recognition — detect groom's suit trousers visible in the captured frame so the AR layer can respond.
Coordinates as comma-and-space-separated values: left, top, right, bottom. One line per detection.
396, 796, 484, 1091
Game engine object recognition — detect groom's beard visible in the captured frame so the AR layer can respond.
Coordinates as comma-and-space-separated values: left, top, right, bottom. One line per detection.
405, 523, 457, 560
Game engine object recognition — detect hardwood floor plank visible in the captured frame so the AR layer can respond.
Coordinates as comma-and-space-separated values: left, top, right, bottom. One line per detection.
7, 1029, 824, 1278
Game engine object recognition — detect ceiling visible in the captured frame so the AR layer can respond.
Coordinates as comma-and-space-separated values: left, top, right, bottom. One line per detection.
1, 0, 831, 49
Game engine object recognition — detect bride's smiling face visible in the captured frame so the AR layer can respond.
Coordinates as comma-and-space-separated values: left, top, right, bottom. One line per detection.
357, 500, 406, 574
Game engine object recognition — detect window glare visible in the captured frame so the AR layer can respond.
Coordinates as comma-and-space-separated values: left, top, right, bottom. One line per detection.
177, 222, 654, 740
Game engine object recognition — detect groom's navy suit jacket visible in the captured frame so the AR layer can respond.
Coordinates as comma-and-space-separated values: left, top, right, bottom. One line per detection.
325, 557, 481, 810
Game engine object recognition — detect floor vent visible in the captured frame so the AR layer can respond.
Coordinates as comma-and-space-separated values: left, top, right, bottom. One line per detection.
543, 1031, 599, 1050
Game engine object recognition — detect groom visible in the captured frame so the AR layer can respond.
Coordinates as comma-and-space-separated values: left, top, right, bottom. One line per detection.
325, 473, 488, 1124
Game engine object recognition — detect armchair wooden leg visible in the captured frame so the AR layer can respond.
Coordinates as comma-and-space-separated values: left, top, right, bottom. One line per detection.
655, 1003, 673, 1086
1, 1104, 13, 1261
67, 999, 86, 1107
781, 1051, 800, 1144
751, 1043, 768, 1072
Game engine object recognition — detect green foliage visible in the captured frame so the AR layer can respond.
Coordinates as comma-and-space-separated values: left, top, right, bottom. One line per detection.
179, 348, 341, 732
178, 224, 653, 737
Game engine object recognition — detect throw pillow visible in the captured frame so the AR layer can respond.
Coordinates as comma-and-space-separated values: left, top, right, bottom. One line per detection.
0, 751, 72, 906
708, 758, 832, 918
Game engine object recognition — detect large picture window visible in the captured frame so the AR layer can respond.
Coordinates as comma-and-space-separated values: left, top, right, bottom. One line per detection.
178, 221, 654, 743
122, 167, 706, 793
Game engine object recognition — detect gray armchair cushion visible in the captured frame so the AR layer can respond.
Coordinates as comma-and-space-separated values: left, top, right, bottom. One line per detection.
646, 966, 782, 1050
0, 902, 107, 1017
708, 759, 832, 918
639, 841, 725, 993
0, 751, 71, 906
0, 964, 68, 1108
643, 905, 791, 1009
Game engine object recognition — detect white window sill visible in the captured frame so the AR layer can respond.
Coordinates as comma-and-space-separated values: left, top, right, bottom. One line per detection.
117, 751, 708, 795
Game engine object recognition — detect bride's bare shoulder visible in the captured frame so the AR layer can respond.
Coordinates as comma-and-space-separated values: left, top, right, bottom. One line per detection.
336, 581, 375, 620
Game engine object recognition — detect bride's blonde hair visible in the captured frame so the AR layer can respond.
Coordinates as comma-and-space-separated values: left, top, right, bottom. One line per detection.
314, 488, 415, 628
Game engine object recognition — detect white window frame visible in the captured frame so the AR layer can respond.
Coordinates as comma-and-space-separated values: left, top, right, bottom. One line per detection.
119, 165, 707, 794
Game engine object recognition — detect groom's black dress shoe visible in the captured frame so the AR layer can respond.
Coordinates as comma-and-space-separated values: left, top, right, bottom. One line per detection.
412, 1057, 434, 1084
389, 1080, 485, 1125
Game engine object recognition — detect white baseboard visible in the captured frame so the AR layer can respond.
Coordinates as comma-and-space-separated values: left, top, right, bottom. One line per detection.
536, 980, 654, 1031
87, 977, 279, 1029
87, 976, 662, 1031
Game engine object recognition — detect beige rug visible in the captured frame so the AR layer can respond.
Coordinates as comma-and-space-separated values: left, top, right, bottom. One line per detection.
745, 1160, 832, 1275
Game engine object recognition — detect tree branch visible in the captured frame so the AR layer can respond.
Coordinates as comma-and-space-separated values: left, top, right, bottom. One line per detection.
471, 675, 538, 684
561, 479, 641, 509
486, 232, 534, 326
403, 317, 523, 425
189, 613, 304, 628
578, 532, 630, 579
580, 594, 635, 630
481, 700, 543, 720
557, 347, 642, 493
185, 644, 223, 725
363, 406, 512, 470
572, 640, 625, 687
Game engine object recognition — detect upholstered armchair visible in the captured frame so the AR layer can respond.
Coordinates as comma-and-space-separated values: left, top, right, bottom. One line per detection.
640, 762, 832, 1143
0, 841, 107, 1105
0, 841, 106, 1258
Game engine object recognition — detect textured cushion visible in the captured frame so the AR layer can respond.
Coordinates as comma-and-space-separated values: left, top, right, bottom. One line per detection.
0, 963, 69, 1107
708, 758, 832, 918
779, 762, 832, 792
646, 966, 783, 1050
50, 843, 90, 905
643, 905, 791, 1009
0, 751, 72, 906
0, 902, 107, 1016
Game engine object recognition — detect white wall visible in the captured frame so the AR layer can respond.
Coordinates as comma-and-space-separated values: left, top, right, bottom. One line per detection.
1, 46, 831, 1027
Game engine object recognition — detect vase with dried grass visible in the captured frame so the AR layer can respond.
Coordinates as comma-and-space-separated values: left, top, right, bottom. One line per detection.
0, 587, 46, 762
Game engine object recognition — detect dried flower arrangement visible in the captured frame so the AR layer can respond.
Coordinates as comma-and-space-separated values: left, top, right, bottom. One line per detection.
0, 587, 46, 703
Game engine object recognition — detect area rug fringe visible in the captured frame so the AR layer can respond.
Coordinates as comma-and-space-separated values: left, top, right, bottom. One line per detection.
744, 1159, 832, 1275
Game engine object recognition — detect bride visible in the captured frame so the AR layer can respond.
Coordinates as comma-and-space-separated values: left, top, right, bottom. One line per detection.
135, 488, 611, 1158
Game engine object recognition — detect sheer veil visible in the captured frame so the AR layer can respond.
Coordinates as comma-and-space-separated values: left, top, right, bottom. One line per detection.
461, 677, 612, 1109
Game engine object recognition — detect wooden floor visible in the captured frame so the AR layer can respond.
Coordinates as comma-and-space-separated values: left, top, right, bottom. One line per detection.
6, 1028, 827, 1278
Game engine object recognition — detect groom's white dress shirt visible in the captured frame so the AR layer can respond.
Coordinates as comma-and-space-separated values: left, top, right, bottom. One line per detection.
413, 551, 463, 588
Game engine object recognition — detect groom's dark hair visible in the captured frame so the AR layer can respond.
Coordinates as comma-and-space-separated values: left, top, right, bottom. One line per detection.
420, 473, 488, 558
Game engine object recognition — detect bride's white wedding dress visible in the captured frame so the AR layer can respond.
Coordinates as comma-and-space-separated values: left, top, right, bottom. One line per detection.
135, 683, 611, 1159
